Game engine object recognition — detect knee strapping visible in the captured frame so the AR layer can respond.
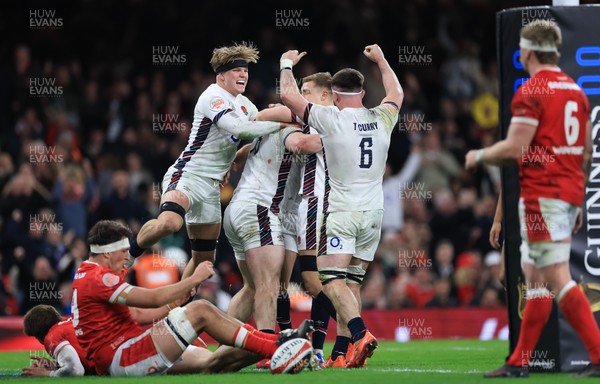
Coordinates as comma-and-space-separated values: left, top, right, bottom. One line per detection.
160, 201, 186, 221
165, 307, 198, 351
190, 239, 218, 252
319, 268, 347, 285
346, 264, 366, 285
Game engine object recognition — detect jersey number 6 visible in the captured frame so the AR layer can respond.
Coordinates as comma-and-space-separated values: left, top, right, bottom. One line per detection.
359, 137, 373, 168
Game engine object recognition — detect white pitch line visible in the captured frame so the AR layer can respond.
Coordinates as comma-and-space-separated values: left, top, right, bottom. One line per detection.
376, 368, 485, 374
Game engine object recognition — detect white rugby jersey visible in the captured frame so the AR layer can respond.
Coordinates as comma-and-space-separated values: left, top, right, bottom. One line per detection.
165, 84, 280, 184
290, 113, 327, 199
231, 128, 301, 214
305, 103, 398, 212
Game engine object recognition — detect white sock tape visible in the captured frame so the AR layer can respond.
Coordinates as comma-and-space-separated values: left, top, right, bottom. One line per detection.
90, 238, 130, 254
557, 280, 577, 302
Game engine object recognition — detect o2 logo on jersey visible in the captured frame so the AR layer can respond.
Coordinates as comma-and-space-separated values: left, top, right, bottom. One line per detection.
512, 46, 600, 95
330, 236, 343, 249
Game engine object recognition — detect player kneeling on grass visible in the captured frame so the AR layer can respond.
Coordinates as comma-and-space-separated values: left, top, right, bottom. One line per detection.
67, 220, 311, 376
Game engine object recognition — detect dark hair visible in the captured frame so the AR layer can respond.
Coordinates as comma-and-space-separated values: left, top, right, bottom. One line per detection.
331, 68, 364, 92
302, 72, 332, 91
87, 220, 132, 256
23, 305, 61, 342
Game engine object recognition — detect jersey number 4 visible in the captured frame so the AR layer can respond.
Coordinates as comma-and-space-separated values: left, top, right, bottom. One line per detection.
359, 137, 373, 168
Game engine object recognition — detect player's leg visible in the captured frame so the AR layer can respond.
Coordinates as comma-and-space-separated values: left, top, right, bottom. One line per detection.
130, 189, 189, 255
150, 300, 287, 364
180, 178, 223, 278
226, 259, 255, 322
342, 211, 381, 368
539, 258, 600, 374
166, 347, 214, 374
182, 223, 220, 279
246, 244, 285, 331
223, 203, 255, 322
277, 247, 297, 331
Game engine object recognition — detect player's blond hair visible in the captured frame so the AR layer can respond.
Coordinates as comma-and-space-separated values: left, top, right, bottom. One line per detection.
521, 20, 561, 64
303, 72, 332, 91
210, 42, 259, 72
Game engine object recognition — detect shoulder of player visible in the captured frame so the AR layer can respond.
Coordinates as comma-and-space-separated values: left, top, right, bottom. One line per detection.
198, 84, 234, 111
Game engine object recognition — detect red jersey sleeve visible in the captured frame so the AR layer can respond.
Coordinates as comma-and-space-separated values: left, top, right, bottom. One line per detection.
92, 269, 133, 305
510, 85, 542, 128
43, 319, 72, 359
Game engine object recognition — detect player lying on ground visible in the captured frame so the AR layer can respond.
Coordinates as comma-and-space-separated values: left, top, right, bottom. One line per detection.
67, 220, 311, 376
22, 305, 273, 376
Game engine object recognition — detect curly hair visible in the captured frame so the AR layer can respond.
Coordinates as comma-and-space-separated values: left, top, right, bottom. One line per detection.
210, 41, 259, 72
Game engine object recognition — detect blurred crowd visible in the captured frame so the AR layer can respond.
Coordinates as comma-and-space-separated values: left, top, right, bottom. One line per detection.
0, 0, 532, 315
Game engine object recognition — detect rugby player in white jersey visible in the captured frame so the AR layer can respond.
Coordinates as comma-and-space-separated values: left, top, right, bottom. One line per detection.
265, 73, 342, 367
279, 44, 403, 368
223, 108, 322, 334
128, 42, 296, 280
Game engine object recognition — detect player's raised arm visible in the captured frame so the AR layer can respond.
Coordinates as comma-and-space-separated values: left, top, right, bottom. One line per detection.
364, 44, 403, 110
279, 50, 309, 118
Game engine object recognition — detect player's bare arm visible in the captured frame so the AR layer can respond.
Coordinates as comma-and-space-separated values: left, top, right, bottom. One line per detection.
216, 113, 293, 141
490, 189, 503, 249
256, 105, 294, 123
279, 50, 309, 117
124, 261, 214, 308
465, 122, 537, 170
284, 132, 322, 154
364, 44, 403, 109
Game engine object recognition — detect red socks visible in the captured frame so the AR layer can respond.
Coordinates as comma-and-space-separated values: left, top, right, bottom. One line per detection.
242, 324, 279, 341
506, 294, 553, 367
233, 326, 278, 358
558, 285, 600, 365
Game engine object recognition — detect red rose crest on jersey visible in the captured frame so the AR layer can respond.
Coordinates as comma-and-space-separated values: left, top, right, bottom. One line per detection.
241, 105, 248, 115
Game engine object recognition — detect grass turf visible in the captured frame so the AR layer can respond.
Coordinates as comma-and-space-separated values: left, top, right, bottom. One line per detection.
0, 340, 582, 383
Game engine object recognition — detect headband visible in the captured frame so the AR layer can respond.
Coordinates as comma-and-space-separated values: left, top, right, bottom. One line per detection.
90, 238, 130, 254
519, 37, 558, 53
332, 89, 363, 96
215, 59, 249, 74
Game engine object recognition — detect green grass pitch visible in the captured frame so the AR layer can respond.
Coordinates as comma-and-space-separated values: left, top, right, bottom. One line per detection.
0, 340, 582, 383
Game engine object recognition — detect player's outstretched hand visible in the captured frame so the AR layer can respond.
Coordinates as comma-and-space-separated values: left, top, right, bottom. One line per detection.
464, 149, 478, 171
281, 50, 307, 66
193, 261, 214, 283
22, 365, 53, 376
364, 44, 385, 63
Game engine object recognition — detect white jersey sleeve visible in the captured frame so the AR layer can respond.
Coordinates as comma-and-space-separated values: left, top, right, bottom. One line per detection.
304, 104, 339, 136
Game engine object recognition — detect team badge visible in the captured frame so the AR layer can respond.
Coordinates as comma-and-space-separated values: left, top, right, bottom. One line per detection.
102, 273, 120, 287
241, 105, 248, 115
